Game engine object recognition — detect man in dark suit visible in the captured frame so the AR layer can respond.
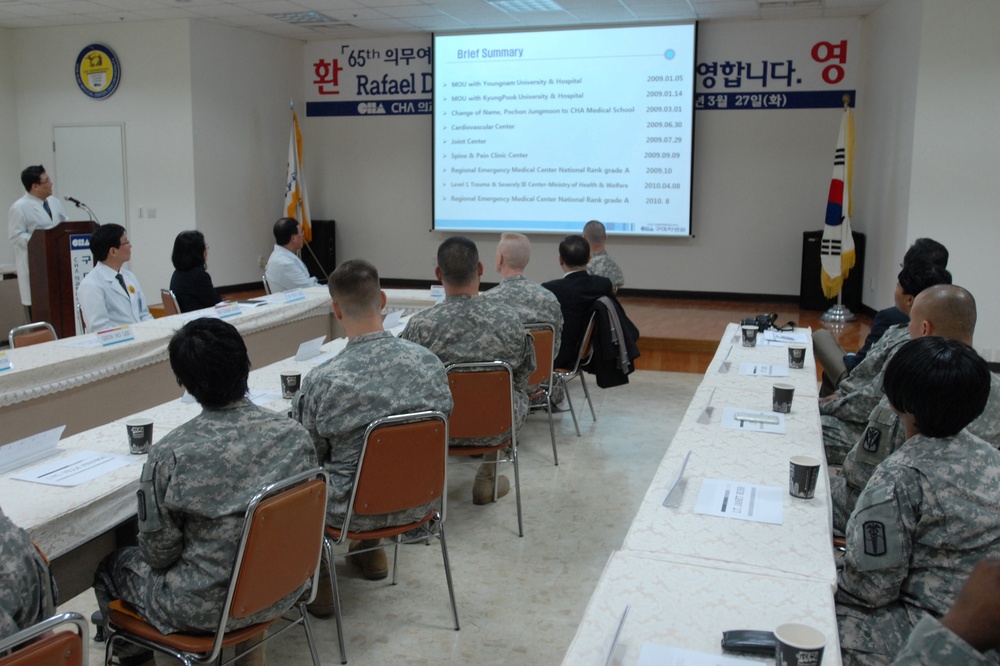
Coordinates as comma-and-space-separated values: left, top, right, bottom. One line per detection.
543, 234, 613, 369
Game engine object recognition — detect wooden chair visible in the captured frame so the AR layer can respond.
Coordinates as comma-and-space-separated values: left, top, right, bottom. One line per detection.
554, 312, 597, 437
104, 468, 328, 666
8, 322, 57, 348
526, 323, 559, 465
160, 289, 180, 316
323, 411, 458, 664
446, 361, 523, 536
0, 612, 88, 666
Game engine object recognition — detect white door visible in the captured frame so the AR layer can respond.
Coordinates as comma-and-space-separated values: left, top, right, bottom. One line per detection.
53, 124, 127, 230
53, 124, 128, 333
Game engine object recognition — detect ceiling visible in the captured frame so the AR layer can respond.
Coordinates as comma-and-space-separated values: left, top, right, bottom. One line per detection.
0, 0, 888, 40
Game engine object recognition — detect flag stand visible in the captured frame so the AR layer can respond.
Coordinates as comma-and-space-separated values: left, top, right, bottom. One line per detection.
821, 292, 857, 323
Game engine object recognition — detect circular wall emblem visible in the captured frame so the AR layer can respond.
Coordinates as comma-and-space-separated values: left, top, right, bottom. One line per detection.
75, 44, 121, 99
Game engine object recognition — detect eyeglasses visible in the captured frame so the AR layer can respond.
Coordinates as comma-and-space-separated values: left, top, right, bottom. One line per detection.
39, 178, 51, 185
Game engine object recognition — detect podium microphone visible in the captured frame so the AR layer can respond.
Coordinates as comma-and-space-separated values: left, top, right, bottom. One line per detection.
63, 196, 99, 223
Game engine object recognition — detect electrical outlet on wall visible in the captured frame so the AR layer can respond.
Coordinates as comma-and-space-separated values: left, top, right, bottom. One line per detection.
258, 255, 266, 269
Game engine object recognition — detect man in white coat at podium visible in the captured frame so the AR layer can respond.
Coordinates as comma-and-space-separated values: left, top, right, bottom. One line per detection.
7, 165, 67, 320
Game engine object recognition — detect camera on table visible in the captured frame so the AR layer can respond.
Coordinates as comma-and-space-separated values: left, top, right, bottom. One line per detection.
741, 313, 778, 333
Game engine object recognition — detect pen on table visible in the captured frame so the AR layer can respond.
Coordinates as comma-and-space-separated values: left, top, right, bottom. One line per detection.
605, 603, 630, 666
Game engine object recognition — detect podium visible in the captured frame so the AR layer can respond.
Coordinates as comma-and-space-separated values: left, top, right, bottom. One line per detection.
28, 220, 98, 339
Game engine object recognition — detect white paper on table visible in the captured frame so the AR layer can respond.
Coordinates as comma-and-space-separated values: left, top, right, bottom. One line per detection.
0, 426, 66, 474
294, 335, 327, 361
382, 309, 403, 329
638, 644, 765, 666
58, 335, 102, 348
12, 450, 137, 487
764, 330, 809, 345
695, 478, 783, 525
720, 408, 786, 434
737, 362, 789, 377
248, 390, 283, 406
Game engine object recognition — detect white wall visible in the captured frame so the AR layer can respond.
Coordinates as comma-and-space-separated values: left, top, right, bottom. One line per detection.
907, 0, 1000, 360
189, 21, 304, 286
305, 20, 853, 292
12, 21, 196, 295
0, 28, 22, 267
854, 0, 922, 311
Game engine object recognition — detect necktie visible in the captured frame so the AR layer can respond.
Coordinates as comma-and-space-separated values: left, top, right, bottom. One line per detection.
115, 273, 130, 298
42, 200, 52, 219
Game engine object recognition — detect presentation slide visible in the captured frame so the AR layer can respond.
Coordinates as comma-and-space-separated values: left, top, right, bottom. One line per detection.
433, 23, 697, 237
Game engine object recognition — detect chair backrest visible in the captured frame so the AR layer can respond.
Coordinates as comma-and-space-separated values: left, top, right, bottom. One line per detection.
227, 468, 328, 625
0, 612, 87, 666
568, 312, 598, 373
261, 274, 272, 295
160, 289, 180, 316
342, 411, 449, 532
446, 361, 514, 440
8, 322, 57, 348
525, 323, 555, 387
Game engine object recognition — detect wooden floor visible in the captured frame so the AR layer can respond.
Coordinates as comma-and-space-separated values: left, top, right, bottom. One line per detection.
162, 288, 872, 375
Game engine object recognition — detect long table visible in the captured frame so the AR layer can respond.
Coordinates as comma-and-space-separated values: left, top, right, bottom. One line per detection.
0, 288, 335, 443
564, 324, 842, 665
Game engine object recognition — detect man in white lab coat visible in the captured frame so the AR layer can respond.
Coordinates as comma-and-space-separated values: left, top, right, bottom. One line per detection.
77, 223, 152, 332
264, 217, 318, 293
7, 165, 67, 320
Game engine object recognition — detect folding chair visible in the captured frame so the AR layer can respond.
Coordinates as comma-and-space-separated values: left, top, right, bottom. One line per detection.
554, 311, 597, 437
446, 361, 523, 536
323, 411, 458, 664
8, 321, 57, 348
104, 467, 328, 666
261, 274, 272, 295
526, 322, 559, 465
160, 289, 180, 316
0, 611, 88, 666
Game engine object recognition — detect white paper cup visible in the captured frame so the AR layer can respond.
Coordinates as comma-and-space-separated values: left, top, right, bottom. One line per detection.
775, 622, 826, 666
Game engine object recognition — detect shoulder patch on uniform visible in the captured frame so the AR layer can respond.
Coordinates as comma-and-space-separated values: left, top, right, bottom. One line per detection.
862, 427, 881, 453
862, 520, 887, 556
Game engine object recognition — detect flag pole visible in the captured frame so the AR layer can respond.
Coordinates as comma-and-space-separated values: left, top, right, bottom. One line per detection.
289, 101, 331, 280
821, 94, 857, 323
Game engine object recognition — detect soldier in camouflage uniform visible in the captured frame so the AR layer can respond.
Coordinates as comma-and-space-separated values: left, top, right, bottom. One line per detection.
831, 285, 1000, 532
583, 220, 624, 291
484, 233, 563, 399
293, 259, 452, 588
892, 559, 1000, 665
836, 337, 1000, 665
400, 236, 535, 505
93, 318, 316, 665
0, 506, 56, 640
820, 261, 951, 464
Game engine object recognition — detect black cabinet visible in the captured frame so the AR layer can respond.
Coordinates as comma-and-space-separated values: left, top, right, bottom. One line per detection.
799, 230, 865, 311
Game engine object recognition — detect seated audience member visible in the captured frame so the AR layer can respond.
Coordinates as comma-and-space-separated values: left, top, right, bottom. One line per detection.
0, 506, 56, 640
831, 285, 1000, 532
484, 232, 564, 389
78, 223, 153, 332
836, 336, 1000, 665
93, 318, 316, 666
814, 238, 949, 395
264, 217, 319, 293
543, 234, 614, 370
293, 259, 452, 596
168, 230, 221, 312
893, 558, 1000, 665
820, 260, 952, 464
582, 219, 624, 291
400, 236, 535, 505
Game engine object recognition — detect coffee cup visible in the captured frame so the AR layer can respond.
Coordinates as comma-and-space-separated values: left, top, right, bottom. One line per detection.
280, 371, 301, 399
741, 325, 758, 348
787, 344, 807, 369
126, 418, 153, 455
789, 455, 821, 499
773, 383, 795, 413
775, 622, 826, 666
